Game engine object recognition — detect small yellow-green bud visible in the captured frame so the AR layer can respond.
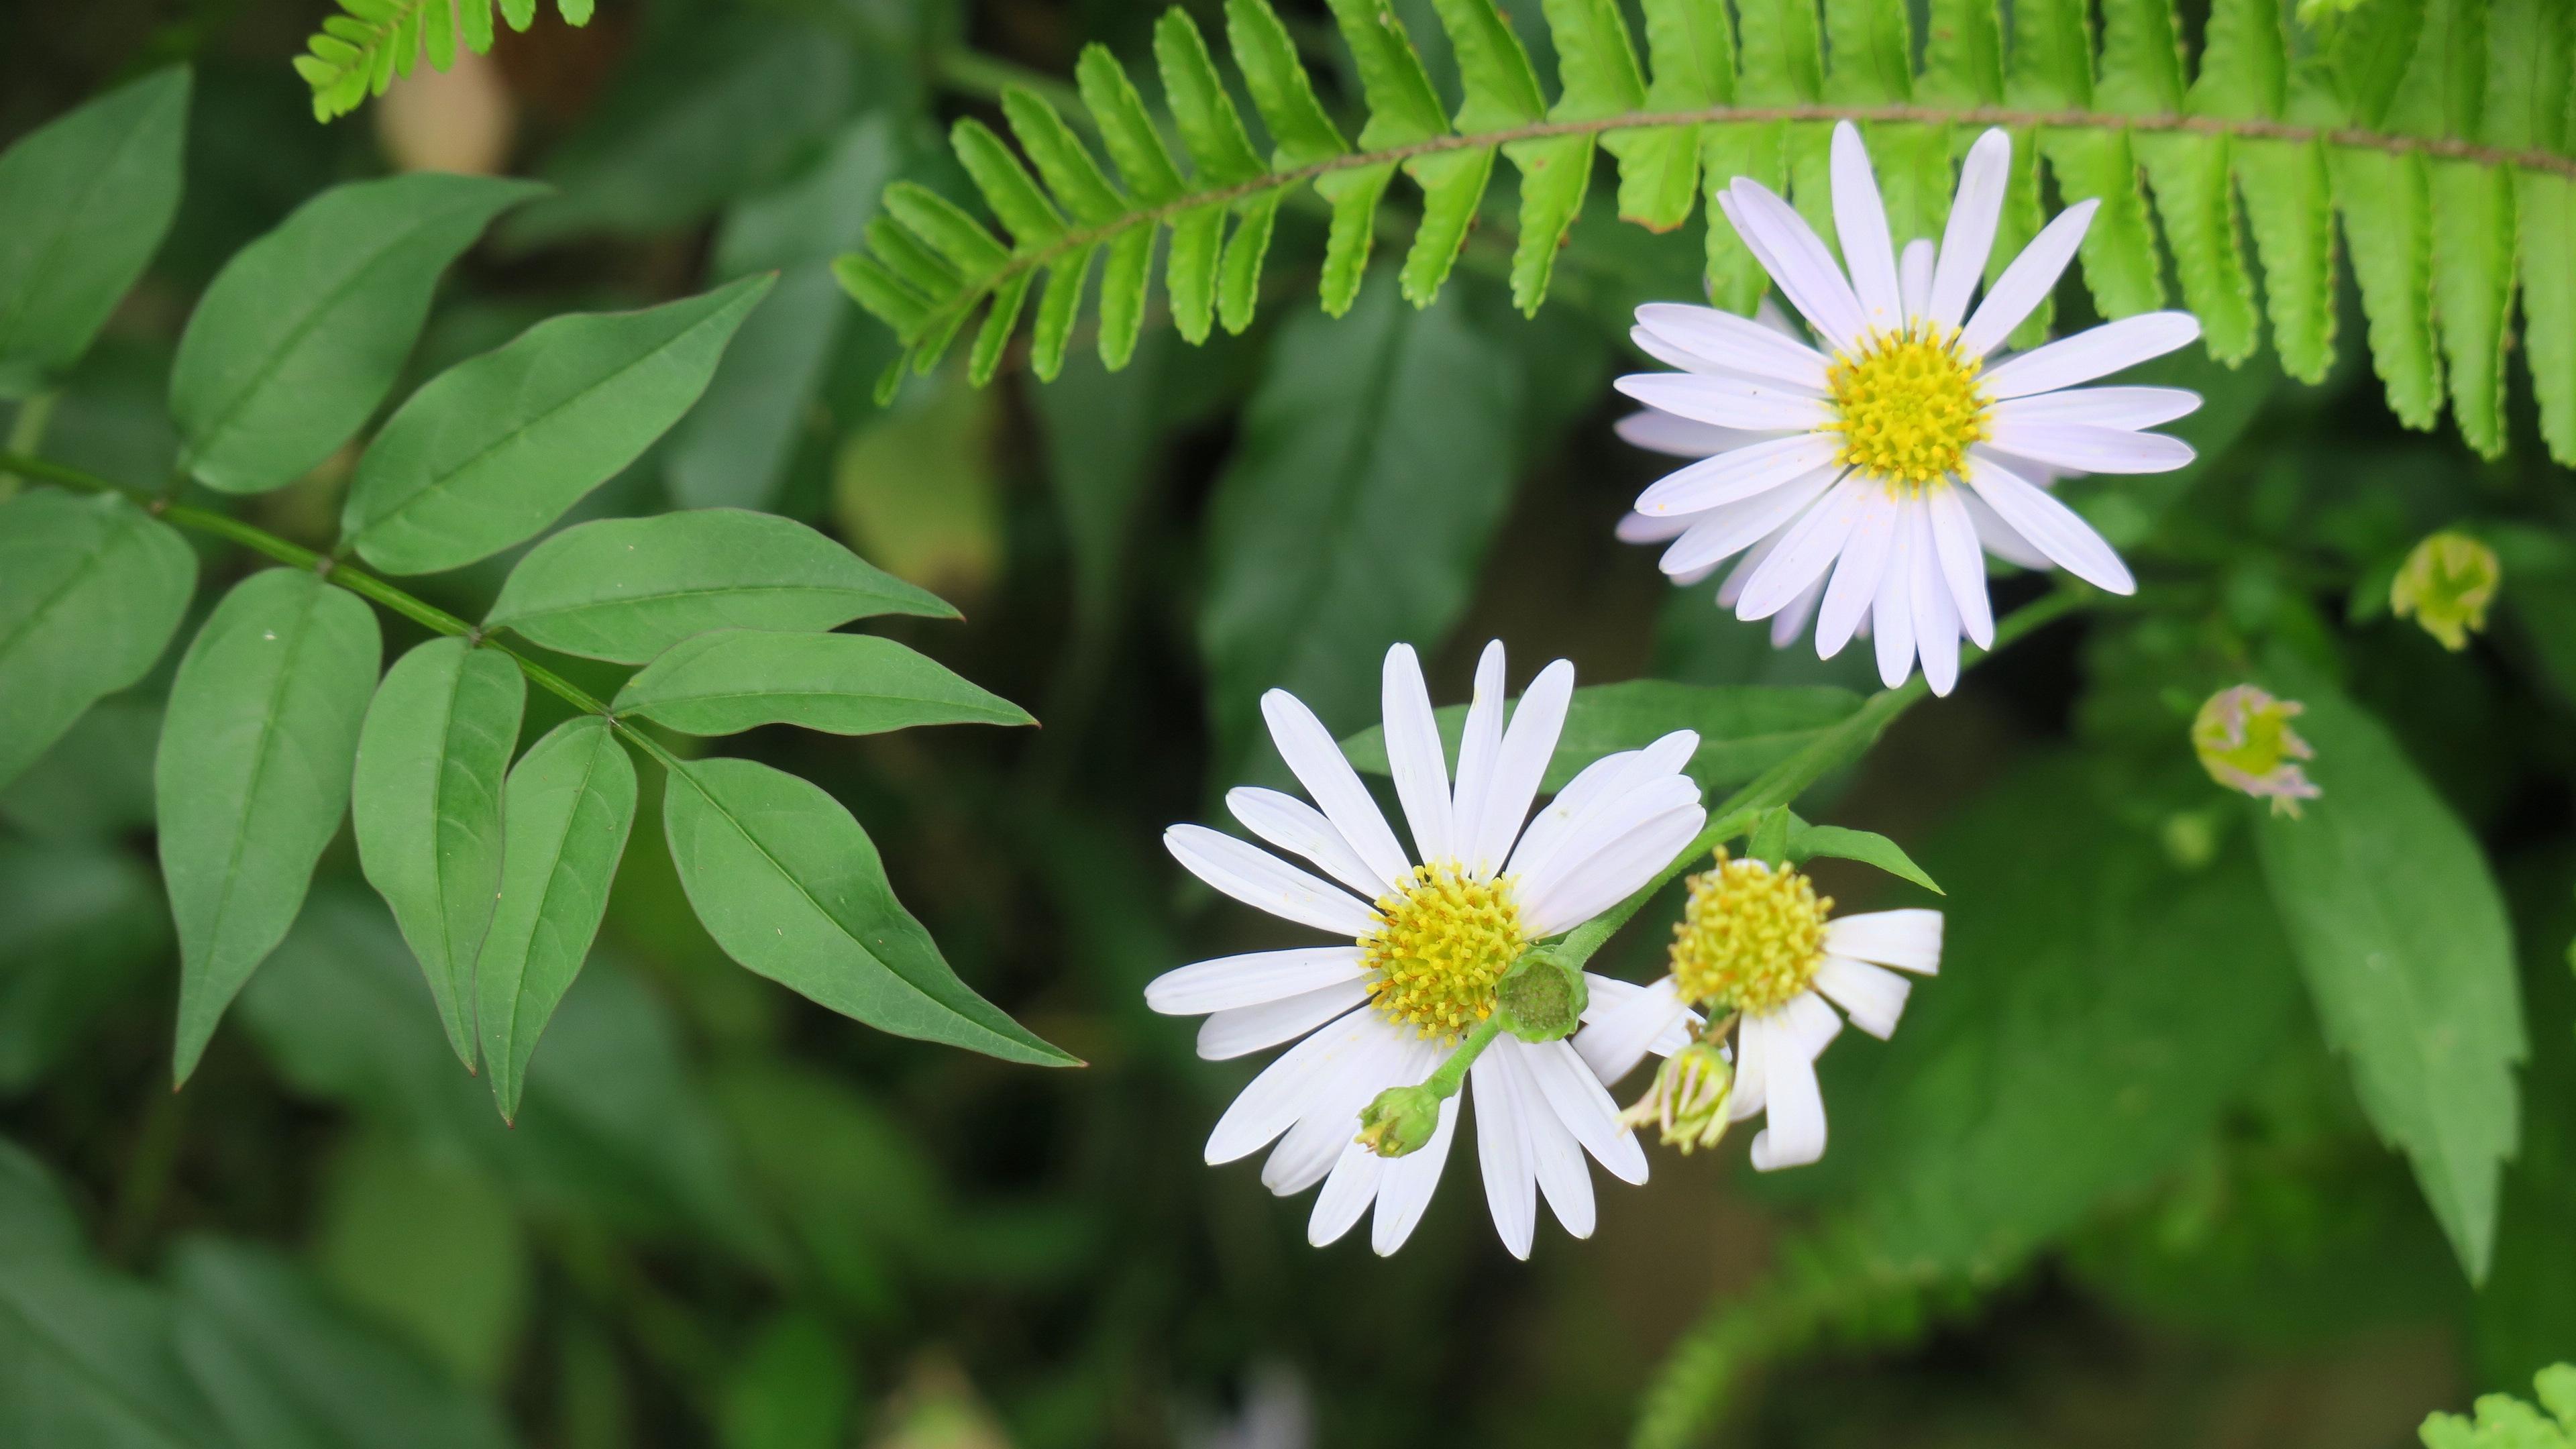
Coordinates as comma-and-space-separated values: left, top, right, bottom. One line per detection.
1496, 947, 1587, 1042
2192, 684, 2320, 818
1617, 1040, 1735, 1153
1356, 1084, 1442, 1159
2390, 531, 2500, 651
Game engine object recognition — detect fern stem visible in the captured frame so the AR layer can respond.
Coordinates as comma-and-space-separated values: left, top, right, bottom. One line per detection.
909, 98, 2576, 341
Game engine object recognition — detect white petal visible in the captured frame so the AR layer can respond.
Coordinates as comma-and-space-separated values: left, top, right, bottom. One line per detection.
1258, 1019, 1411, 1193
1986, 421, 2196, 474
1574, 974, 1692, 1085
1513, 773, 1702, 909
1736, 474, 1868, 621
1747, 1044, 1828, 1171
1371, 1089, 1460, 1255
1823, 908, 1943, 974
1197, 978, 1375, 1060
1928, 129, 2012, 327
1380, 644, 1456, 868
1505, 731, 1699, 889
1957, 199, 2098, 357
1146, 945, 1366, 1015
1898, 237, 1934, 324
1615, 409, 1770, 458
1165, 824, 1378, 937
1907, 506, 1962, 696
1815, 486, 1900, 659
1260, 691, 1411, 890
1717, 525, 1783, 609
1497, 1040, 1595, 1241
1468, 658, 1573, 877
1226, 787, 1385, 899
1615, 373, 1833, 433
1470, 1050, 1536, 1259
1523, 1038, 1650, 1185
1723, 182, 1870, 352
1992, 385, 2201, 429
1982, 311, 2204, 397
1448, 642, 1507, 867
1960, 486, 2055, 570
1769, 572, 1827, 649
1634, 303, 1833, 390
1522, 802, 1707, 938
1656, 466, 1842, 578
1870, 508, 1919, 688
1307, 1140, 1385, 1246
1635, 433, 1844, 517
1924, 483, 1996, 648
1831, 121, 1904, 335
1618, 509, 1696, 544
1205, 1007, 1382, 1163
1964, 451, 2136, 594
1780, 987, 1847, 1057
1815, 955, 1913, 1038
1727, 1010, 1772, 1120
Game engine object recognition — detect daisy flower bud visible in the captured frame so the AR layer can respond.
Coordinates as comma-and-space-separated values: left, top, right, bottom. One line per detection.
2390, 530, 2500, 651
2192, 684, 2320, 817
1356, 1084, 1444, 1159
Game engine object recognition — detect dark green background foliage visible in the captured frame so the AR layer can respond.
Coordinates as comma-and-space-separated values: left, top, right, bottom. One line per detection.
1, 1, 2573, 1445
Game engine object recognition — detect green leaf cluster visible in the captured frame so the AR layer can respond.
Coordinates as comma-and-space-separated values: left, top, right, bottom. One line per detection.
294, 0, 596, 123
839, 0, 2576, 463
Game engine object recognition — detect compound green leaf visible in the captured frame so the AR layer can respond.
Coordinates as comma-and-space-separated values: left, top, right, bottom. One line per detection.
159, 569, 380, 1085
486, 507, 951, 663
2430, 158, 2515, 458
343, 275, 771, 575
171, 173, 543, 495
2332, 148, 2443, 429
2237, 138, 2337, 381
351, 639, 524, 1071
662, 756, 1078, 1067
0, 67, 189, 396
0, 489, 194, 793
612, 631, 1032, 737
475, 715, 636, 1124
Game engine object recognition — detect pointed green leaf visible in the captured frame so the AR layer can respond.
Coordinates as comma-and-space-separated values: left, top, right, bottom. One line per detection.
476, 715, 636, 1123
0, 67, 189, 396
1225, 0, 1348, 166
343, 274, 772, 574
2042, 128, 2167, 318
2518, 172, 2576, 464
1032, 246, 1096, 380
2430, 159, 2514, 457
1000, 87, 1123, 225
0, 490, 194, 793
1786, 820, 1941, 894
2332, 148, 2443, 429
2094, 0, 2186, 115
1313, 164, 1395, 316
2237, 139, 2337, 382
1425, 0, 1546, 130
1821, 0, 1913, 104
2192, 0, 2287, 119
833, 254, 931, 337
159, 570, 381, 1085
1154, 9, 1266, 184
2483, 0, 2567, 152
1075, 46, 1187, 202
966, 267, 1032, 386
2004, 0, 2092, 109
486, 507, 951, 664
663, 756, 1079, 1066
863, 213, 964, 299
612, 631, 1032, 737
1097, 226, 1155, 368
1323, 0, 1452, 146
2135, 132, 2261, 363
172, 173, 543, 495
2252, 652, 2524, 1283
1503, 137, 1591, 314
1399, 148, 1497, 307
949, 118, 1064, 250
881, 183, 1010, 277
1919, 0, 2004, 105
351, 638, 524, 1071
1167, 203, 1227, 343
2334, 0, 2428, 130
1607, 0, 1726, 231
1736, 0, 1823, 104
1219, 193, 1282, 335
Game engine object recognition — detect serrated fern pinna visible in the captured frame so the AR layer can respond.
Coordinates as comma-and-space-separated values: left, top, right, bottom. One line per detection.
836, 0, 2576, 465
294, 0, 593, 122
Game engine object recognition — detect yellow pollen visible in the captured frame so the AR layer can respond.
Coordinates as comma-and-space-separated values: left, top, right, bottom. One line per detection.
1825, 325, 1990, 490
1359, 862, 1526, 1042
1667, 849, 1832, 1015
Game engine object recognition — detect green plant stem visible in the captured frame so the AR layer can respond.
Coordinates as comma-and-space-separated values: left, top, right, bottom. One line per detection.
0, 450, 673, 747
1556, 587, 2089, 975
0, 390, 57, 501
1422, 1016, 1505, 1101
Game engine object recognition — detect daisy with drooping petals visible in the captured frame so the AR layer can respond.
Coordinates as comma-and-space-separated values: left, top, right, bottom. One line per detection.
1576, 850, 1942, 1171
1613, 121, 2204, 694
1148, 641, 1708, 1257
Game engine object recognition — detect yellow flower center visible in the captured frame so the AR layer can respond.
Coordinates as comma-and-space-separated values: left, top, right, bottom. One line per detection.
1360, 862, 1526, 1041
1668, 849, 1832, 1015
1825, 326, 1990, 489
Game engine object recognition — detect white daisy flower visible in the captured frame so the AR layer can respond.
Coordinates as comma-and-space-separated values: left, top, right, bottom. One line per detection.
1148, 641, 1708, 1257
1576, 849, 1942, 1171
1613, 121, 2204, 694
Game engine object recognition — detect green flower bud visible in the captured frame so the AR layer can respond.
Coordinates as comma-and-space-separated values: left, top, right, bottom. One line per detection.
1617, 1040, 1735, 1153
2191, 684, 2320, 818
1355, 1084, 1443, 1159
1495, 945, 1588, 1043
2390, 531, 2500, 651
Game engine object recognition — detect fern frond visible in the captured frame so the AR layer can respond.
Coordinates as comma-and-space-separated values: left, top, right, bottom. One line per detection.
843, 0, 2576, 462
294, 0, 593, 123
2418, 1363, 2576, 1448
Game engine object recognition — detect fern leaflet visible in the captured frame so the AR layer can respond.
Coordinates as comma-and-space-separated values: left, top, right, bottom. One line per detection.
292, 0, 593, 123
